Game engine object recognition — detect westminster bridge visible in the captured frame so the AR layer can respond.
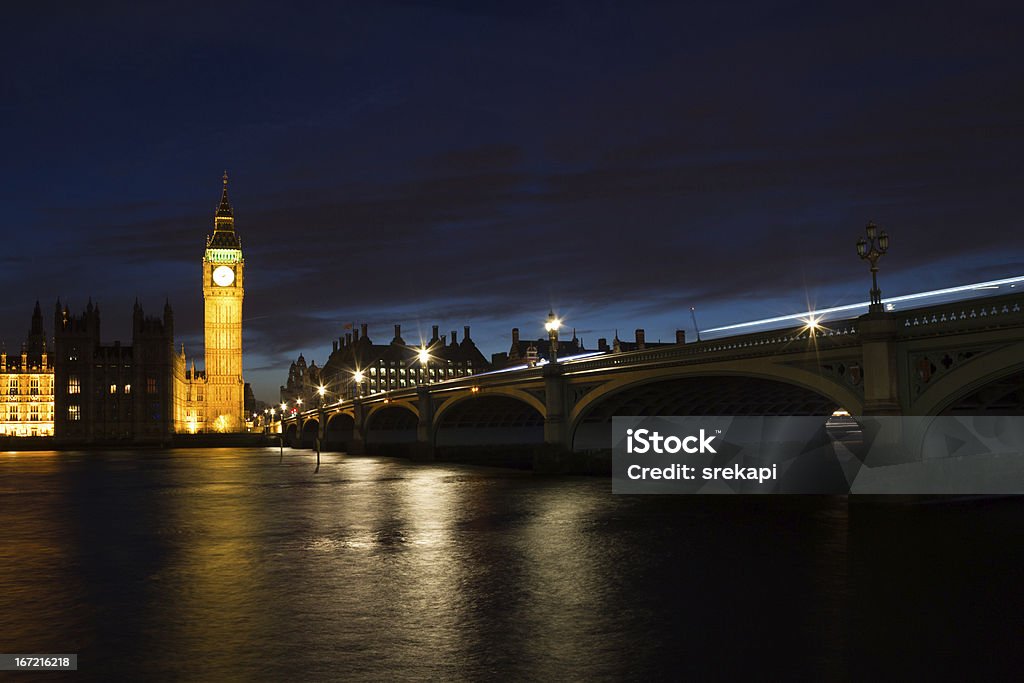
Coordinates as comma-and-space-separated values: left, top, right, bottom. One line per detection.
280, 291, 1024, 457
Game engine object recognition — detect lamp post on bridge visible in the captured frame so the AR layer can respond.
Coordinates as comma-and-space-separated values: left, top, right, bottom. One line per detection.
856, 222, 890, 314
353, 370, 364, 398
545, 310, 562, 363
278, 402, 288, 461
315, 384, 327, 473
418, 347, 430, 386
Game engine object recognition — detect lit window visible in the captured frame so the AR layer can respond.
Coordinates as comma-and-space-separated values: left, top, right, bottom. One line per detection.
109, 384, 117, 394
124, 384, 131, 394
68, 376, 81, 394
147, 378, 157, 394
68, 405, 81, 421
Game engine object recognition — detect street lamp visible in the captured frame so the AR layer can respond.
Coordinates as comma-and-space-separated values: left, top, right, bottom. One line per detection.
273, 405, 284, 460
315, 384, 327, 473
418, 346, 430, 385
353, 370, 364, 398
856, 221, 890, 313
545, 310, 562, 363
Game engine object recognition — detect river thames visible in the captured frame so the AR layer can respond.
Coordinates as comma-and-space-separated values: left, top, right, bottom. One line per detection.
1, 448, 1021, 680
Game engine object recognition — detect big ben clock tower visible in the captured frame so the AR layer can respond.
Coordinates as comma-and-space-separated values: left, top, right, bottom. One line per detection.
202, 172, 245, 431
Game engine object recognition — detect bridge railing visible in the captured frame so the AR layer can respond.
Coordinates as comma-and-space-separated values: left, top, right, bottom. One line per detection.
896, 292, 1024, 337
560, 320, 860, 374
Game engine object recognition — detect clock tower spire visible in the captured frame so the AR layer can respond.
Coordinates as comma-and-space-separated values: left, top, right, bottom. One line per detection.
209, 171, 240, 249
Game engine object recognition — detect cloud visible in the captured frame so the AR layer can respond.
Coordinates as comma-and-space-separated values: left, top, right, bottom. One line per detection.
3, 0, 1023, 401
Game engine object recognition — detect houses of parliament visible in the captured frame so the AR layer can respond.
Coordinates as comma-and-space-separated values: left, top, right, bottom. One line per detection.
0, 176, 247, 442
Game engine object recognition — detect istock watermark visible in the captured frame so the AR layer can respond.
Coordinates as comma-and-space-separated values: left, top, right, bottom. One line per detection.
612, 415, 1024, 494
625, 428, 718, 454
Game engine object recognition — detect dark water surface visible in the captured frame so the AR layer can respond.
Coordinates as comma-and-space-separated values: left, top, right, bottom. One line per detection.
1, 448, 1021, 681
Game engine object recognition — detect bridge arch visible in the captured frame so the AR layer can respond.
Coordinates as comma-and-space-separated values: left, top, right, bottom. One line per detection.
571, 365, 861, 428
433, 391, 545, 448
432, 388, 546, 430
300, 418, 319, 448
365, 401, 419, 425
284, 423, 298, 448
570, 372, 848, 451
325, 412, 356, 451
364, 403, 419, 450
910, 342, 1024, 415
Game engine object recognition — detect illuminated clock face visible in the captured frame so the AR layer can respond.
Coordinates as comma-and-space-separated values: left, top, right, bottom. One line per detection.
212, 265, 235, 287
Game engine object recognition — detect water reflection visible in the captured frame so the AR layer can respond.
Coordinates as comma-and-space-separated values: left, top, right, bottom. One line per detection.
0, 449, 1019, 680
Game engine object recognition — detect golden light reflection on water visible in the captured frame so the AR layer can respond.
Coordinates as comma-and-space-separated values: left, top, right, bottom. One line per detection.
137, 449, 277, 679
0, 451, 88, 651
0, 448, 879, 680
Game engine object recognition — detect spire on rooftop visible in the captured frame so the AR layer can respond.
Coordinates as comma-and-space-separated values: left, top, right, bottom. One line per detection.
216, 170, 233, 219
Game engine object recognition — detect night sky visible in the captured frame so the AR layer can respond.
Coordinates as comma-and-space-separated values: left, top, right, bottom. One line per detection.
2, 1, 1022, 401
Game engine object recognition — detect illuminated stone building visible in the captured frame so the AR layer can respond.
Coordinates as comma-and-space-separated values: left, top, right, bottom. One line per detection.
36, 175, 247, 441
283, 324, 491, 403
181, 173, 246, 432
53, 300, 184, 442
279, 354, 321, 409
0, 303, 55, 437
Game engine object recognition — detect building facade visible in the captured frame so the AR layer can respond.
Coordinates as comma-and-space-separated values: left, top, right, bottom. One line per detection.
53, 300, 184, 443
0, 303, 55, 437
279, 354, 322, 410
8, 175, 248, 442
283, 324, 491, 404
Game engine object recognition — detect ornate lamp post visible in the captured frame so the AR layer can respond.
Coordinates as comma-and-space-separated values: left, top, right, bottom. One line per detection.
545, 310, 562, 363
315, 384, 326, 473
418, 347, 430, 386
856, 222, 890, 313
353, 370, 364, 398
275, 404, 285, 460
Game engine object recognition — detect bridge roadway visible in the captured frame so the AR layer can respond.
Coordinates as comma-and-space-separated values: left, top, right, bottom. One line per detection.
281, 291, 1024, 457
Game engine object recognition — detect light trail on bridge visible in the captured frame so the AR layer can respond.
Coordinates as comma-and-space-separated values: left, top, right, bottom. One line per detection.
702, 275, 1024, 337
462, 352, 607, 378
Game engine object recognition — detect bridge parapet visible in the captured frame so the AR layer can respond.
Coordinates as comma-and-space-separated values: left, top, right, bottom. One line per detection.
560, 320, 860, 374
897, 292, 1024, 338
